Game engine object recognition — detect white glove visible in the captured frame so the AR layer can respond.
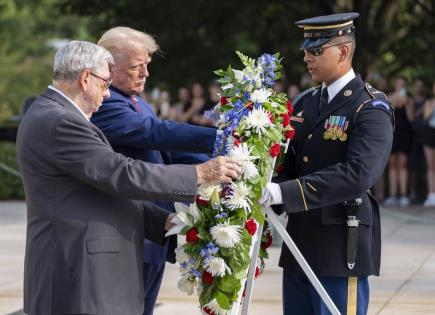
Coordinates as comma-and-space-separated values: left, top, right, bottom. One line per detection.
259, 183, 283, 208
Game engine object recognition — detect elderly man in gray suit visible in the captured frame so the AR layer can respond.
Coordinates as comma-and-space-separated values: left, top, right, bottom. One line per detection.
16, 40, 242, 315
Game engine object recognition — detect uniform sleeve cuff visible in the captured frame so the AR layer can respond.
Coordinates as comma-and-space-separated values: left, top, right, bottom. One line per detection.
278, 179, 308, 213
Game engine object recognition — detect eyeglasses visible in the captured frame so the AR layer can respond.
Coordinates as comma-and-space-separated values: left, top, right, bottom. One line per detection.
305, 42, 352, 57
90, 72, 112, 89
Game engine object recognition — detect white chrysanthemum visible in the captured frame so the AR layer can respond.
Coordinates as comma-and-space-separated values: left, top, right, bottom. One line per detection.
204, 257, 231, 277
210, 223, 242, 248
244, 161, 259, 179
177, 275, 194, 295
250, 88, 272, 103
203, 298, 230, 315
223, 182, 252, 212
244, 107, 272, 135
229, 143, 259, 180
175, 247, 190, 264
197, 184, 222, 200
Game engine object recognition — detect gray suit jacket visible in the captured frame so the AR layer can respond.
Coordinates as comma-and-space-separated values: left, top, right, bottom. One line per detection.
16, 88, 198, 315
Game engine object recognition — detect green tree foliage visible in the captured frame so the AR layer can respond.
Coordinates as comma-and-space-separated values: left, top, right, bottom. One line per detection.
0, 142, 24, 199
61, 0, 434, 90
0, 0, 93, 119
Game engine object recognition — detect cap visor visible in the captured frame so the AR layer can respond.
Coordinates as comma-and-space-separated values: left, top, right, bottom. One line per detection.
299, 38, 331, 50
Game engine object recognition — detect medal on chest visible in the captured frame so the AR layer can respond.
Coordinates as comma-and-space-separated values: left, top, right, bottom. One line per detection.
323, 115, 349, 141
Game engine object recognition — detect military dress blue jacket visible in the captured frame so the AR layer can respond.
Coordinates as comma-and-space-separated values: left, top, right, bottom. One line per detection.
275, 75, 393, 277
91, 86, 216, 263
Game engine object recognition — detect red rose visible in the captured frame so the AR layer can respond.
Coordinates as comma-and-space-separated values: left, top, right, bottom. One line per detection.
220, 96, 228, 105
269, 143, 280, 157
285, 129, 295, 140
234, 139, 241, 147
203, 307, 215, 315
255, 266, 261, 278
186, 227, 199, 243
287, 100, 294, 116
276, 164, 285, 174
196, 195, 209, 207
282, 113, 290, 127
261, 233, 273, 249
269, 113, 275, 124
203, 271, 214, 285
244, 219, 257, 236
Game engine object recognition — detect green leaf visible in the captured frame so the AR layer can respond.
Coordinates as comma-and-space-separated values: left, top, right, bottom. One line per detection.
252, 206, 265, 224
219, 275, 239, 293
216, 291, 231, 310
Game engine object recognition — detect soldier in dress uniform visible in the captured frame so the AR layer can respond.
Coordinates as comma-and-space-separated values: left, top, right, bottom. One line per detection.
260, 12, 394, 315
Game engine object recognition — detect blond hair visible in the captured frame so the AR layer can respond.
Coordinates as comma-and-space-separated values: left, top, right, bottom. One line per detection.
97, 26, 159, 57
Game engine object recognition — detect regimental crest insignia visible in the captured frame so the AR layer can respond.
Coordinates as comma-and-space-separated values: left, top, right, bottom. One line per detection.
323, 115, 349, 141
291, 110, 304, 123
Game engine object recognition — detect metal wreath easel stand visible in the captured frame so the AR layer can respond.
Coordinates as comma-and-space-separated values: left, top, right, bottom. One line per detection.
235, 139, 341, 315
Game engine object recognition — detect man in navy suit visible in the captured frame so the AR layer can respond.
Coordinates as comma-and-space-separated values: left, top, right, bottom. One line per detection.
91, 27, 217, 315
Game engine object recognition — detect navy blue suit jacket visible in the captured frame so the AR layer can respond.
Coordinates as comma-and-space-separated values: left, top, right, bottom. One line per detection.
91, 86, 216, 263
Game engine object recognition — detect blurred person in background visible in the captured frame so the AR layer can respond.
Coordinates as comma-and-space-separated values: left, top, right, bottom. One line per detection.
189, 82, 213, 126
409, 79, 428, 204
273, 80, 286, 93
384, 77, 413, 207
169, 86, 191, 122
154, 89, 171, 119
421, 82, 435, 206
287, 83, 300, 101
206, 80, 221, 108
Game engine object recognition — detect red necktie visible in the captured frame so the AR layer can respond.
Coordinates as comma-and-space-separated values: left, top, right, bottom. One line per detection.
130, 95, 142, 112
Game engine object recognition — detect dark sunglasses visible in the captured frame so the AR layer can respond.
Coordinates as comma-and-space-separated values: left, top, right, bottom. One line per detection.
305, 42, 352, 57
90, 72, 112, 89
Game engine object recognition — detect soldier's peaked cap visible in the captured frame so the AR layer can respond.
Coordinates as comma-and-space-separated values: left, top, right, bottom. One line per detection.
295, 12, 359, 50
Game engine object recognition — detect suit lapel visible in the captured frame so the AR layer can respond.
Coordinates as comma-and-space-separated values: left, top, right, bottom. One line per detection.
309, 76, 363, 132
303, 87, 322, 129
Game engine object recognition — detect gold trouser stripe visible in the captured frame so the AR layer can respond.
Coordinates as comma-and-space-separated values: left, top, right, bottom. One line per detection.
303, 21, 353, 30
347, 277, 358, 315
296, 179, 308, 210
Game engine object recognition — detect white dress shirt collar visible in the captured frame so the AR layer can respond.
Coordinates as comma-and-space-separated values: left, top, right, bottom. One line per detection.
48, 85, 89, 121
322, 68, 356, 103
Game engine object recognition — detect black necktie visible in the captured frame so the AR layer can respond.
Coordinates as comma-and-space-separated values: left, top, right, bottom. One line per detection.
319, 87, 328, 111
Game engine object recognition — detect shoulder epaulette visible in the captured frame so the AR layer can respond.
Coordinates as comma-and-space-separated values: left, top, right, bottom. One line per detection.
352, 83, 394, 127
292, 86, 319, 106
365, 83, 387, 101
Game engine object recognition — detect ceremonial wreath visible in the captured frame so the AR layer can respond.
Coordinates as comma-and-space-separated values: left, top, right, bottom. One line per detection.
167, 51, 295, 314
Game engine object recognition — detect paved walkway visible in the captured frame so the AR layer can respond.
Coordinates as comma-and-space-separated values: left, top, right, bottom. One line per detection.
1, 201, 434, 315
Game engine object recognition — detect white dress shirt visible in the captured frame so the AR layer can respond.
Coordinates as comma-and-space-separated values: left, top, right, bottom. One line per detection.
322, 68, 356, 103
48, 85, 89, 121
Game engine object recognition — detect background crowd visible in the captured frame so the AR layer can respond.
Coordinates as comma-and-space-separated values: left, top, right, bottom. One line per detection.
141, 76, 435, 208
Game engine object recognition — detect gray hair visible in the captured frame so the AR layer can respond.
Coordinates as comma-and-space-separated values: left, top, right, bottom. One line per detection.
98, 27, 159, 57
53, 40, 114, 80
